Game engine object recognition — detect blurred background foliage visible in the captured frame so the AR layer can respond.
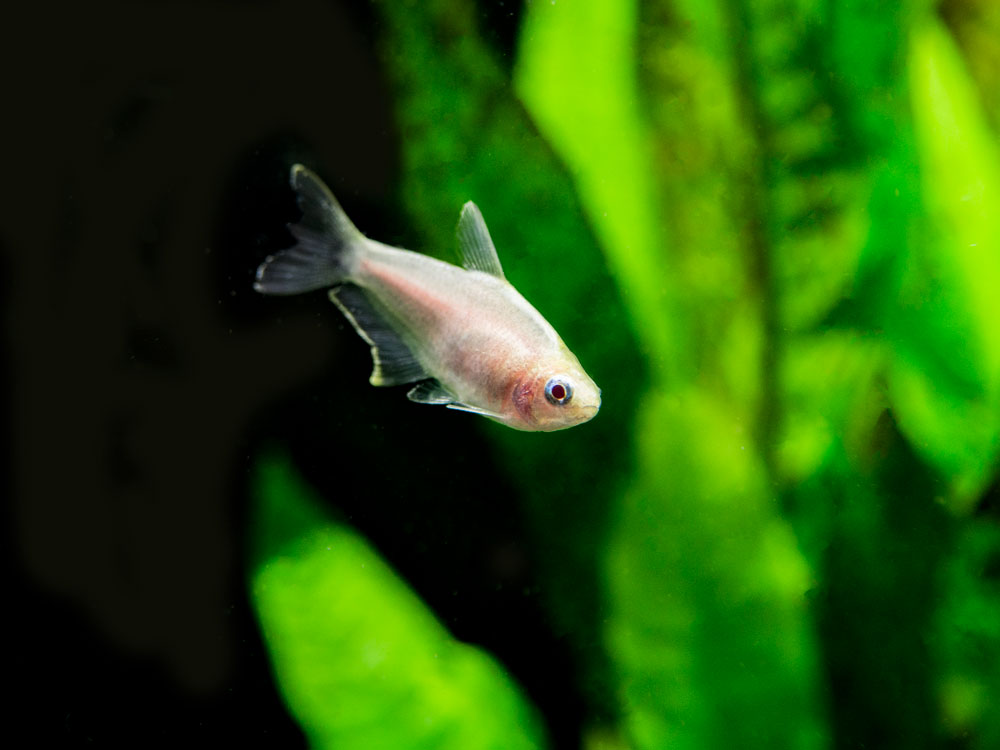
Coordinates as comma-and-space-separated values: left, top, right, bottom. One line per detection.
247, 0, 1000, 749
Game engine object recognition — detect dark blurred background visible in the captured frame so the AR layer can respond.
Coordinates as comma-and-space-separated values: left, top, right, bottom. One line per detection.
2, 1, 596, 747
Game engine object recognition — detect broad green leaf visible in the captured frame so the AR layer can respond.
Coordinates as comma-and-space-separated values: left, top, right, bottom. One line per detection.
892, 18, 1000, 504
515, 0, 679, 381
937, 0, 1000, 131
606, 391, 825, 750
776, 333, 886, 491
249, 454, 547, 750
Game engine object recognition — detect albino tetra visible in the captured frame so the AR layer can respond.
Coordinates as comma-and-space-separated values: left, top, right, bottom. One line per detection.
254, 165, 601, 432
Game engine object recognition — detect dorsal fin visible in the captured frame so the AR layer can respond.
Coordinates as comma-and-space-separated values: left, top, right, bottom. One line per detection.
328, 285, 428, 386
456, 202, 505, 279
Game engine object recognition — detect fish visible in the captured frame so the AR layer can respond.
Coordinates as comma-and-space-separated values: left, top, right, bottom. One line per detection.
254, 164, 601, 432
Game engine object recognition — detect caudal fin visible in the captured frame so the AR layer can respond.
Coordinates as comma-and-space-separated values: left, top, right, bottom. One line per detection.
254, 164, 363, 295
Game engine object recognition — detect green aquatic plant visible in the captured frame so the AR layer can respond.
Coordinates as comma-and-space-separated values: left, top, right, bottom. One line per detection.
250, 454, 546, 749
518, 2, 824, 746
249, 1, 1000, 748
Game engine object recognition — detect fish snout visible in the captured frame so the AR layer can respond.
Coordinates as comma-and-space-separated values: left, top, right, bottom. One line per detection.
577, 386, 601, 423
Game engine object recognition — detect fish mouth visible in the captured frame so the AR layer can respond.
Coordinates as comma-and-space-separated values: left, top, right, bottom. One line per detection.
588, 389, 602, 416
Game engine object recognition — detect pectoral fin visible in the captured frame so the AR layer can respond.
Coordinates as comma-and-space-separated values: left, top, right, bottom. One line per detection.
329, 285, 428, 386
407, 380, 503, 420
406, 380, 456, 405
445, 403, 504, 420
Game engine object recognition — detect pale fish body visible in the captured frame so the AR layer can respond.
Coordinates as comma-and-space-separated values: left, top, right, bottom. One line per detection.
254, 164, 601, 432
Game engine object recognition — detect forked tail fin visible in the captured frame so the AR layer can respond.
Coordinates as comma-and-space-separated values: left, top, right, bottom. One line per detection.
254, 164, 364, 295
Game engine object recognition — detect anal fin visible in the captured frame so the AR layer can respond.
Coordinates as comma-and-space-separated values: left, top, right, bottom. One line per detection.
329, 285, 427, 386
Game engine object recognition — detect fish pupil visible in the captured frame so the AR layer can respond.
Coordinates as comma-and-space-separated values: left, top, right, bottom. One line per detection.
551, 384, 566, 401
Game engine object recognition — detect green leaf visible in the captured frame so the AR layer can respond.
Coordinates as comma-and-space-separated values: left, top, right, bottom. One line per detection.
514, 0, 680, 382
249, 453, 547, 750
891, 18, 1000, 503
606, 391, 825, 750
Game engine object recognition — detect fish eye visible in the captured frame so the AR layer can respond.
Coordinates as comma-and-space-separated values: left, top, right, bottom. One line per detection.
544, 377, 573, 406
